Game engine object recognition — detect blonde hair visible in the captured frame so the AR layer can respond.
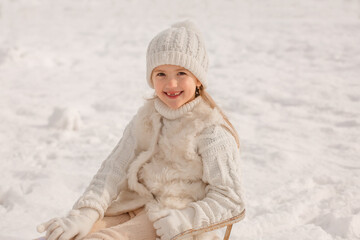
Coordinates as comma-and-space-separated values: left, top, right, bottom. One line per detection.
198, 86, 240, 149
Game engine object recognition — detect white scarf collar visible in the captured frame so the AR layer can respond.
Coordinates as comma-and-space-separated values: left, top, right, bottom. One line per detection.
154, 96, 202, 120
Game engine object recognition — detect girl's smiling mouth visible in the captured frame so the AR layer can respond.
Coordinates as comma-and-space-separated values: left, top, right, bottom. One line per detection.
164, 91, 183, 98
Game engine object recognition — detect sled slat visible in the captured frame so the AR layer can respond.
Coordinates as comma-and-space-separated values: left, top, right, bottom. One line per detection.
223, 224, 233, 240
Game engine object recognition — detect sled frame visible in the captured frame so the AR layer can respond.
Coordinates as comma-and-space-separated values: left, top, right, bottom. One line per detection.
172, 209, 245, 240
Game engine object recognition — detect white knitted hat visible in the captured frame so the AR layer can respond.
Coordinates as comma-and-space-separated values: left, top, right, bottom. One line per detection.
146, 20, 209, 89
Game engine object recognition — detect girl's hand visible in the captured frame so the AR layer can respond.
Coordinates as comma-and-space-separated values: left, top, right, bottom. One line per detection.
36, 208, 99, 240
146, 201, 169, 222
146, 202, 194, 240
152, 208, 194, 240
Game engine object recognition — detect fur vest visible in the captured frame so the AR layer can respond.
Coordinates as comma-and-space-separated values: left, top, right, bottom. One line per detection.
104, 96, 226, 214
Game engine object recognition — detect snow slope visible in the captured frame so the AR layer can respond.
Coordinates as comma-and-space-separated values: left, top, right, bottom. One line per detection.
0, 0, 359, 239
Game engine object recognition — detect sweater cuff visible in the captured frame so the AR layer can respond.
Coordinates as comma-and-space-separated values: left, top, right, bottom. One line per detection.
73, 199, 106, 219
80, 208, 101, 221
68, 207, 101, 222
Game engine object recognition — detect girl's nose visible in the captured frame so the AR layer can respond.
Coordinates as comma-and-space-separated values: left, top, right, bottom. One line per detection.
167, 77, 178, 88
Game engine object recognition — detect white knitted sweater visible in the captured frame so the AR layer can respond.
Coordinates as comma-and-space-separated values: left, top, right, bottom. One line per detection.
73, 97, 245, 240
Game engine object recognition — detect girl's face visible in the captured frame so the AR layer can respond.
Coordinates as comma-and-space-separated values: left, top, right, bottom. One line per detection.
152, 64, 201, 109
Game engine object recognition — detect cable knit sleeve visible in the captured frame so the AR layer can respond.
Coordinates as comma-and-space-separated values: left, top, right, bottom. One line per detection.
154, 125, 245, 239
190, 125, 245, 226
72, 117, 137, 219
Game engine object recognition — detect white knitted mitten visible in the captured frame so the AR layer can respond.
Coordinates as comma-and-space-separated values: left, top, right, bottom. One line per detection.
37, 208, 99, 240
146, 201, 169, 222
152, 208, 195, 240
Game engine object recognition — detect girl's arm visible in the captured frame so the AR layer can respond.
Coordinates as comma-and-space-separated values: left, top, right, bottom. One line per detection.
72, 116, 137, 219
37, 117, 138, 240
151, 125, 245, 240
192, 124, 245, 222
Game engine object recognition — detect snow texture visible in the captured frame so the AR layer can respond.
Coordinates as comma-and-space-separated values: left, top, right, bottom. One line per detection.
0, 0, 359, 239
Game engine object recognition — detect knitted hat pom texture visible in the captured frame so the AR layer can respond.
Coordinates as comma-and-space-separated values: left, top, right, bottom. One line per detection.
171, 20, 201, 34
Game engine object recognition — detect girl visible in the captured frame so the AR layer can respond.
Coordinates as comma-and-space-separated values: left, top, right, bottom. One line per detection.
36, 20, 245, 240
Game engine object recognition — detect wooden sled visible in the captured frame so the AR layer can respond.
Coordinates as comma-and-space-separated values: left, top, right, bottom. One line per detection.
34, 209, 245, 240
172, 209, 245, 240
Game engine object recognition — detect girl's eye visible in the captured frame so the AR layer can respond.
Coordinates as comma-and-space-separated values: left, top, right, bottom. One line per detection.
178, 72, 187, 75
156, 73, 165, 77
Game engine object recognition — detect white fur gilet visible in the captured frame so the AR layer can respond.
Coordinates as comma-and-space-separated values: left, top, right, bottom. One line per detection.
127, 97, 225, 210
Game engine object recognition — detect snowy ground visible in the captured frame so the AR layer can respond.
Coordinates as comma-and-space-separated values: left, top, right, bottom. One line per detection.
1, 0, 360, 239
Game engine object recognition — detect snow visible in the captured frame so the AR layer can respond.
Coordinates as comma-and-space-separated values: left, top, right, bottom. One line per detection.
48, 107, 83, 131
0, 0, 359, 239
